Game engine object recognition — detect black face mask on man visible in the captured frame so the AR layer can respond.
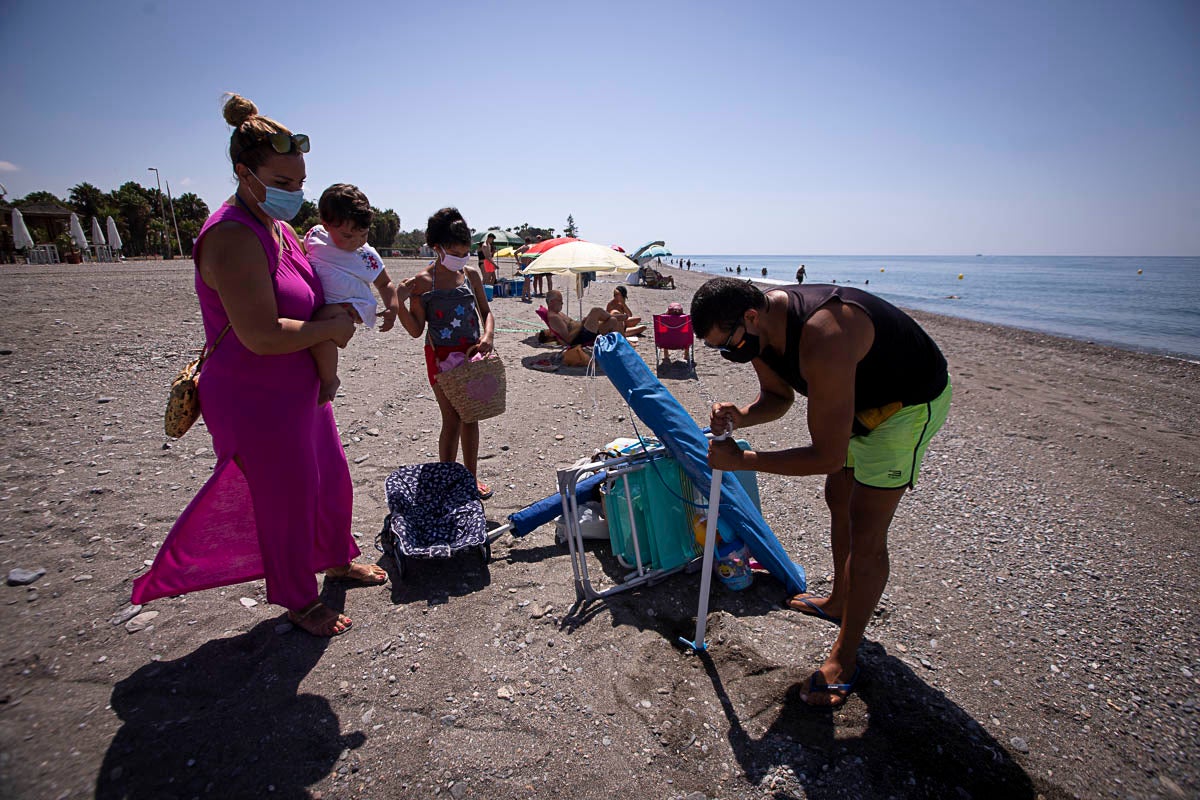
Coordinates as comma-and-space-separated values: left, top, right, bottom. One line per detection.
719, 332, 761, 363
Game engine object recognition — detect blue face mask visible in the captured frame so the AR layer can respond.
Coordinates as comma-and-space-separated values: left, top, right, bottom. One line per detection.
247, 170, 305, 221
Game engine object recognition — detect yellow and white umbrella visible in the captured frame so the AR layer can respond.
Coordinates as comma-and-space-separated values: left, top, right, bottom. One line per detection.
522, 240, 639, 276
522, 241, 638, 315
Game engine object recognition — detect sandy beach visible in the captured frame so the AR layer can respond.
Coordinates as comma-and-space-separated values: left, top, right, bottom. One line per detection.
0, 258, 1197, 799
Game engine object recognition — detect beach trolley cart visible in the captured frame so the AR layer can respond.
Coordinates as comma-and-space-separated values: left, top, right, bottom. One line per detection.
380, 462, 616, 582
378, 462, 490, 581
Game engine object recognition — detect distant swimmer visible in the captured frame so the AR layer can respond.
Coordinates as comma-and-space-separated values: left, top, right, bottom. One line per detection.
761, 268, 768, 276
795, 264, 806, 283
736, 265, 741, 274
864, 279, 869, 285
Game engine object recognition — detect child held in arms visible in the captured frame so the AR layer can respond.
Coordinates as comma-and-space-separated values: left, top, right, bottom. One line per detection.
304, 184, 403, 403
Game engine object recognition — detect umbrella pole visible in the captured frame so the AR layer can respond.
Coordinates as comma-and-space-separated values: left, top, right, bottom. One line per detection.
680, 430, 730, 651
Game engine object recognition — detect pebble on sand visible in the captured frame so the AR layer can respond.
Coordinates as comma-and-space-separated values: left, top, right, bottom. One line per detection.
7, 568, 45, 586
125, 610, 160, 633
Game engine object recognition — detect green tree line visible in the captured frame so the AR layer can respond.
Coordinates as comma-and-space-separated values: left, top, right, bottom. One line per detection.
12, 184, 575, 256
11, 182, 210, 258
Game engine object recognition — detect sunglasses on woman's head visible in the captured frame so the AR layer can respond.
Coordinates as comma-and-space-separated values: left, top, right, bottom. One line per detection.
260, 132, 310, 155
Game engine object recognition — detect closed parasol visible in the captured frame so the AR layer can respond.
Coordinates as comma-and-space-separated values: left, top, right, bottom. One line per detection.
11, 208, 34, 250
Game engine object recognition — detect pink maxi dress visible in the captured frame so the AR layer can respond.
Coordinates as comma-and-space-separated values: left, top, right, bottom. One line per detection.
132, 201, 359, 610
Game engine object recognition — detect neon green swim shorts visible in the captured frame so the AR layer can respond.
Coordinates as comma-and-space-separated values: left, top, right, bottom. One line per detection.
845, 380, 952, 489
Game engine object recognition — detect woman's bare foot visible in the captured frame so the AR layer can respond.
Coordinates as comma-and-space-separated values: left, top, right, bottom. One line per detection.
324, 562, 388, 585
288, 600, 351, 637
318, 377, 341, 405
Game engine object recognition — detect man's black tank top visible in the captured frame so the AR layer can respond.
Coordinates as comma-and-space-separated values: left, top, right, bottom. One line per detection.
757, 285, 948, 412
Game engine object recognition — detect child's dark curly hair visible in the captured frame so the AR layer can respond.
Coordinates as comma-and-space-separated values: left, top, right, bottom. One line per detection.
425, 207, 471, 248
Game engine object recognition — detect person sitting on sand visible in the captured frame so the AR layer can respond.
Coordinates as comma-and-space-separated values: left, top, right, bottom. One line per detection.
605, 285, 642, 330
692, 277, 950, 707
304, 184, 402, 404
544, 289, 645, 346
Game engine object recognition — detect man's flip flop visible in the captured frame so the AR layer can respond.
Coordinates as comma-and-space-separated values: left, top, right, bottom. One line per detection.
801, 666, 861, 707
783, 593, 842, 626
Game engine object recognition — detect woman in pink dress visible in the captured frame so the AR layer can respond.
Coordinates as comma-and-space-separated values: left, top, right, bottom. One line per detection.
132, 94, 386, 636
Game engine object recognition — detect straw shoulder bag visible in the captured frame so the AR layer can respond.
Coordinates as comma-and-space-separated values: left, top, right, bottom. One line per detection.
437, 348, 507, 424
164, 324, 231, 438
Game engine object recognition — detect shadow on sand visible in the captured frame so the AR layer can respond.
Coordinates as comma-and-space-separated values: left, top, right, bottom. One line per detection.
698, 637, 1054, 799
96, 611, 363, 800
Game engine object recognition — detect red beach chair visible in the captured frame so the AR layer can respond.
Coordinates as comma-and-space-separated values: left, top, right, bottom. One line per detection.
653, 313, 693, 367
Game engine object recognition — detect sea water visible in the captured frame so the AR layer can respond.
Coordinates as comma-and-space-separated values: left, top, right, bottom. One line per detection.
672, 255, 1200, 360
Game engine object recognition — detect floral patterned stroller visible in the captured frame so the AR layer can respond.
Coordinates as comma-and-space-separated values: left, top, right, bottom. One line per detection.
378, 462, 490, 581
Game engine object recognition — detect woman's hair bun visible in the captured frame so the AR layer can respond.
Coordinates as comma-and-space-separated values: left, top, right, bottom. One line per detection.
222, 93, 259, 127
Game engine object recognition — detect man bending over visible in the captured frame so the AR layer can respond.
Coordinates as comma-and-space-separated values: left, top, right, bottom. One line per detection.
691, 277, 950, 707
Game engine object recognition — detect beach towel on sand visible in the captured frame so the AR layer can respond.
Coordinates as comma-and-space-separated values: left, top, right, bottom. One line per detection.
593, 333, 806, 595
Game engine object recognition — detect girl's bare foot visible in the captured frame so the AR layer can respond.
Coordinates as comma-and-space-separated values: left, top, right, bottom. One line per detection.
288, 600, 351, 637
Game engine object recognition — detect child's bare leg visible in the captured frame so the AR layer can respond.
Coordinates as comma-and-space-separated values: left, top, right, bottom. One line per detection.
461, 420, 481, 489
432, 383, 462, 463
311, 304, 350, 404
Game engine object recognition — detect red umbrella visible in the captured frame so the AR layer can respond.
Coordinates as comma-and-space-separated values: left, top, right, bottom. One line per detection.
524, 236, 580, 255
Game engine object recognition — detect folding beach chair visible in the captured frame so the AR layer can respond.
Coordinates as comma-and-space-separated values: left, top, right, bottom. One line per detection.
534, 306, 570, 345
652, 313, 694, 367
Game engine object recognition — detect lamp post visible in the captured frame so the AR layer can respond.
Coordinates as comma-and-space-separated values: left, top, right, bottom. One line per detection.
165, 179, 184, 257
147, 167, 171, 260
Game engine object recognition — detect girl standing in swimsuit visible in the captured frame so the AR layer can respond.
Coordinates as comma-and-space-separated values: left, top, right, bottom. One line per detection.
395, 207, 496, 499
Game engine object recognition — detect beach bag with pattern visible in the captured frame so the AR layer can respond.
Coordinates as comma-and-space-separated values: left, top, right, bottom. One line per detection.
164, 324, 231, 438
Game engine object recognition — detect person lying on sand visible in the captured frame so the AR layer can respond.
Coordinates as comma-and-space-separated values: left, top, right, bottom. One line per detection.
693, 278, 951, 707
544, 289, 645, 346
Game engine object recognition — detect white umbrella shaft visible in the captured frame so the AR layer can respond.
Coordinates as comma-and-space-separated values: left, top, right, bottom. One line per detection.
691, 466, 724, 648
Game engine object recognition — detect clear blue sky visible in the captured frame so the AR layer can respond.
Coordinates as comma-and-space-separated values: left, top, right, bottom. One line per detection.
2, 0, 1197, 255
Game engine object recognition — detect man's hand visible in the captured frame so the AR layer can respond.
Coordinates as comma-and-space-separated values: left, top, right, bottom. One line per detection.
708, 438, 746, 471
710, 402, 742, 436
377, 307, 397, 332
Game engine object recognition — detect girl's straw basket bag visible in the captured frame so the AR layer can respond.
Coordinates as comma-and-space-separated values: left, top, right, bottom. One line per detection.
438, 350, 507, 423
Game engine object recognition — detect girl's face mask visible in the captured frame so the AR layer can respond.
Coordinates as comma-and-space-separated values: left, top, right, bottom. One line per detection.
437, 247, 471, 272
